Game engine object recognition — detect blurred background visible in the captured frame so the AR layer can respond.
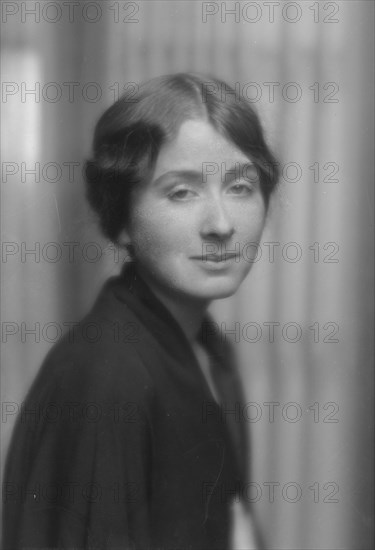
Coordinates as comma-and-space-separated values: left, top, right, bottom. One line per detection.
1, 1, 374, 548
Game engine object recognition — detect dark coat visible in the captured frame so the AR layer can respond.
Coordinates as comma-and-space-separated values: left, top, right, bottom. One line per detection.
2, 264, 250, 550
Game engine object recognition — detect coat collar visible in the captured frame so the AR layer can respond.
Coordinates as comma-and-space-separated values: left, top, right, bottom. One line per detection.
104, 262, 249, 485
108, 262, 227, 372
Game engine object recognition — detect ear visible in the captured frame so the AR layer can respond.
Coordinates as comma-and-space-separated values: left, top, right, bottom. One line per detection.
117, 227, 131, 247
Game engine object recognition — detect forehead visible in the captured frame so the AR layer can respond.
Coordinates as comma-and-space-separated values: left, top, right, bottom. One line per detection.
153, 119, 250, 177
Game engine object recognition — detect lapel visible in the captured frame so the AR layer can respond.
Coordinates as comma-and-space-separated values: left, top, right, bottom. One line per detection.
102, 263, 248, 484
199, 320, 250, 486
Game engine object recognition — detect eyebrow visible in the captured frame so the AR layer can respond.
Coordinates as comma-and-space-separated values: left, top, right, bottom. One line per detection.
152, 162, 257, 187
152, 170, 202, 187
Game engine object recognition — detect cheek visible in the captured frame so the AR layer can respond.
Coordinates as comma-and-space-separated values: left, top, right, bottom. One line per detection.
236, 200, 267, 240
129, 207, 188, 259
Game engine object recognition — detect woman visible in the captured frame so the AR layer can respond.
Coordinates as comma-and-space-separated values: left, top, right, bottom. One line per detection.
2, 73, 279, 549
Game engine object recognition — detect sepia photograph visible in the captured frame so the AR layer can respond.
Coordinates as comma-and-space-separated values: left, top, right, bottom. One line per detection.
1, 1, 374, 549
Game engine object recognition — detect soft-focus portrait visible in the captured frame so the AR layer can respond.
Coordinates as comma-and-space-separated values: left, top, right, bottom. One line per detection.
1, 2, 374, 550
3, 72, 280, 549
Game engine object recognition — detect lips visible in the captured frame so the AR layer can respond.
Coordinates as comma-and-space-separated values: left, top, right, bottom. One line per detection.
192, 253, 239, 263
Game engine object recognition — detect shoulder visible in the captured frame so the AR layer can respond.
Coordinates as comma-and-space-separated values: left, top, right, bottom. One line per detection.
25, 276, 155, 409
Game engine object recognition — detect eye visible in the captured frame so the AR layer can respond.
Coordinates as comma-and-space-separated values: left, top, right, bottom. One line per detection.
168, 188, 197, 201
227, 181, 254, 196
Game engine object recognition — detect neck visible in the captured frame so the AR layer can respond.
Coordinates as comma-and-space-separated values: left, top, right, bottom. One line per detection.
136, 268, 210, 343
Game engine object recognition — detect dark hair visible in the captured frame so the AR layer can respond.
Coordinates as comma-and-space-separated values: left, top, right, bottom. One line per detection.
85, 73, 279, 242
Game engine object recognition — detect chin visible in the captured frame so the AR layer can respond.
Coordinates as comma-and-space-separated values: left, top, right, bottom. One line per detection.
188, 276, 245, 301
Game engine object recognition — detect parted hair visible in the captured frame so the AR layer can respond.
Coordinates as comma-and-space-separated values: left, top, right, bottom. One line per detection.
85, 73, 279, 242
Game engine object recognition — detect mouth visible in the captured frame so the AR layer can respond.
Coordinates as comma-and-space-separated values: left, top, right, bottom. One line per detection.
191, 253, 240, 263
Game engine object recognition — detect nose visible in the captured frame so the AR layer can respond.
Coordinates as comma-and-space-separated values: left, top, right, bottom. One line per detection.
199, 196, 235, 240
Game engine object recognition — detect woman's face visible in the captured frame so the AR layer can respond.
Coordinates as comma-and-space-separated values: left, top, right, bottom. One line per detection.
121, 119, 267, 303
